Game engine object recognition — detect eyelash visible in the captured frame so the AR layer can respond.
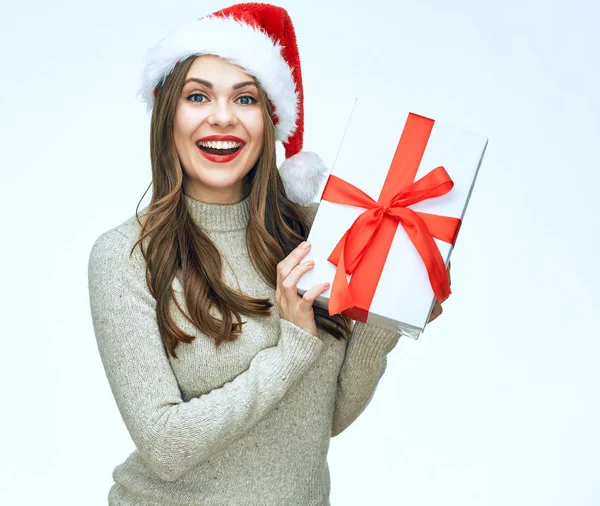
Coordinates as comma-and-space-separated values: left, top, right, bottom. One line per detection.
186, 93, 257, 105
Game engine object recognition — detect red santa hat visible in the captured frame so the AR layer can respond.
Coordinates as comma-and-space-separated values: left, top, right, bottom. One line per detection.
139, 2, 327, 206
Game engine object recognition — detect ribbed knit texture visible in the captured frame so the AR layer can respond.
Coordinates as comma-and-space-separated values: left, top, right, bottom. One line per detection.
88, 194, 401, 506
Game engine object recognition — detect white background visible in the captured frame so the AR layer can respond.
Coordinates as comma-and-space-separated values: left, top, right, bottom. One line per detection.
1, 0, 598, 504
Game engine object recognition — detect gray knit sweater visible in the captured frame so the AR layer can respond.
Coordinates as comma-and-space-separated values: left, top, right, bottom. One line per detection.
87, 194, 401, 506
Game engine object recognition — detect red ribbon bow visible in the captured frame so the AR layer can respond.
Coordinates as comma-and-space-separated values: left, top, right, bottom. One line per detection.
321, 113, 461, 322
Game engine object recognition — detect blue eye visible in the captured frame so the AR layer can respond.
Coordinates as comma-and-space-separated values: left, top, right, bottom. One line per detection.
237, 95, 257, 105
188, 93, 207, 103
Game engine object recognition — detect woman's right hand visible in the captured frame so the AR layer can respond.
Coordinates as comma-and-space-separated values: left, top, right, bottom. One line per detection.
275, 241, 330, 339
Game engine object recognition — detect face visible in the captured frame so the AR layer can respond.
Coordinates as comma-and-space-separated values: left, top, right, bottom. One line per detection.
174, 55, 265, 204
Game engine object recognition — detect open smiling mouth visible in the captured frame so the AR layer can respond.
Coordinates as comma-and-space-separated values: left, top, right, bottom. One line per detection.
195, 140, 246, 163
196, 141, 244, 155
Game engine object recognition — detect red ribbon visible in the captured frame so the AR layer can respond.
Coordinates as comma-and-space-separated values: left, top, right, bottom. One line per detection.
321, 113, 461, 322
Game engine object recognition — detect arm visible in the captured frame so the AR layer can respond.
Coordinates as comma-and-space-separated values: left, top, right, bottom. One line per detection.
330, 322, 400, 437
88, 229, 324, 482
299, 201, 401, 437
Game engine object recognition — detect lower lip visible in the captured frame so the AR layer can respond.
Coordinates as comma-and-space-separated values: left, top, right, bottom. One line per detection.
197, 144, 244, 163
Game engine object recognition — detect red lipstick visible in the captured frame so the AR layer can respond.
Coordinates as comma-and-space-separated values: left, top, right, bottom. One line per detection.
198, 149, 243, 163
196, 135, 246, 163
197, 135, 245, 142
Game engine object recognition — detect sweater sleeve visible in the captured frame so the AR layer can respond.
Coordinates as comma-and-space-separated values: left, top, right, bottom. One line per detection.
299, 200, 401, 437
88, 229, 325, 482
330, 321, 401, 437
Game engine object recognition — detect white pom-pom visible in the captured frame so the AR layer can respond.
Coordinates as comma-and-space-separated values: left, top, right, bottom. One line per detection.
279, 151, 329, 206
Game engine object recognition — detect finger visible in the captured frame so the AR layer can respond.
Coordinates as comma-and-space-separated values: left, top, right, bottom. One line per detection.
428, 301, 443, 323
277, 242, 311, 285
280, 260, 315, 296
301, 282, 330, 306
275, 287, 282, 309
428, 307, 439, 323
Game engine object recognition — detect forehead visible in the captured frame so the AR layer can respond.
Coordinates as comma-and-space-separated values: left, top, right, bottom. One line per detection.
185, 55, 255, 85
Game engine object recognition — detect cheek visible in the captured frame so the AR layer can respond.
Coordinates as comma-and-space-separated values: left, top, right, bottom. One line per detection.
247, 112, 265, 148
173, 112, 189, 153
174, 105, 204, 145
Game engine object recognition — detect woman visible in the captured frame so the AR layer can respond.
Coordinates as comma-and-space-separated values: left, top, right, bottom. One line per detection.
88, 3, 446, 505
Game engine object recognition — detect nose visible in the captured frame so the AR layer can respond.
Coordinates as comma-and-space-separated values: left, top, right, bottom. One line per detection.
207, 100, 238, 129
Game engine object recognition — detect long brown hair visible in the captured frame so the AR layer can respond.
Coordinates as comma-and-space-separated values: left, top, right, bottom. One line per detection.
131, 56, 352, 358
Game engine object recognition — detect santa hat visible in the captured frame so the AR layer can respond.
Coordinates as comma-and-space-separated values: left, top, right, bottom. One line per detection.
139, 2, 327, 206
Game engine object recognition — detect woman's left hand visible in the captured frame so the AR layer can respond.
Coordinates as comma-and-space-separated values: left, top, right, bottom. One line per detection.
428, 260, 451, 323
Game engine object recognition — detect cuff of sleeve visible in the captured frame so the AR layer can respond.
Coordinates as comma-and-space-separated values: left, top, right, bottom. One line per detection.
348, 321, 401, 363
275, 319, 325, 379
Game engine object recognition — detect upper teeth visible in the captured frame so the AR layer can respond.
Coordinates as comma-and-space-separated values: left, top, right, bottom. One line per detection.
198, 140, 242, 149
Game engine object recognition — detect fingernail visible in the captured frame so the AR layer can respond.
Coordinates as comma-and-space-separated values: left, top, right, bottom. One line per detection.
324, 282, 330, 288
300, 241, 311, 250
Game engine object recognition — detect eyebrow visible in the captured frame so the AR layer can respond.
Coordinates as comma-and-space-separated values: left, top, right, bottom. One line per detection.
184, 78, 258, 90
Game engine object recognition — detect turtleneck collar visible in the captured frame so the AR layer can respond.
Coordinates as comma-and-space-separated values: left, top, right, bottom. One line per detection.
183, 193, 251, 232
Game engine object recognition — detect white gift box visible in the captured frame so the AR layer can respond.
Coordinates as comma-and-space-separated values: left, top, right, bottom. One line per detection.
297, 98, 488, 338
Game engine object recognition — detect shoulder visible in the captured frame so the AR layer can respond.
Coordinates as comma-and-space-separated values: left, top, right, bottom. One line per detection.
88, 210, 159, 323
88, 208, 149, 281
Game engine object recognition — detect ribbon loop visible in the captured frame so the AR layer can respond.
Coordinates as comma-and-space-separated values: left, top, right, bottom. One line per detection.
321, 113, 460, 320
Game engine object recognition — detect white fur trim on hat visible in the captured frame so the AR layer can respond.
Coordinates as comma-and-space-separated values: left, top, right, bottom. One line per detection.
139, 15, 298, 143
279, 151, 329, 206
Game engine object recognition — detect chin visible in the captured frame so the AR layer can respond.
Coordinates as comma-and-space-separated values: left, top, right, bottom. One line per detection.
202, 170, 245, 186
